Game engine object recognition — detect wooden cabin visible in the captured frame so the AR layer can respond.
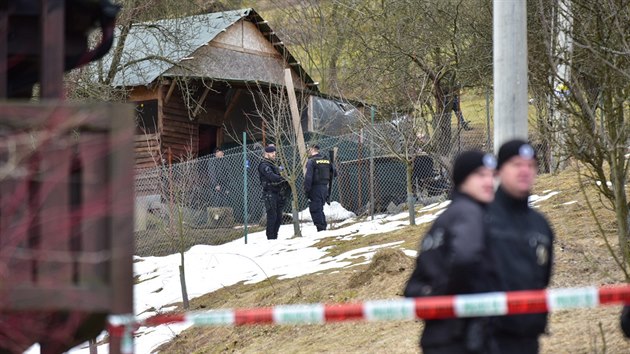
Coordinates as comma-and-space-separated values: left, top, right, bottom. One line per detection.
104, 9, 321, 173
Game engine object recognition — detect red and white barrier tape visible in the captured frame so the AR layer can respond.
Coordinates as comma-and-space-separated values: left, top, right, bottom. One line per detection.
108, 285, 630, 353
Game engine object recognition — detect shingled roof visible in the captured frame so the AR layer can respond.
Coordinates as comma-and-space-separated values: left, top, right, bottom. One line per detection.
105, 8, 318, 91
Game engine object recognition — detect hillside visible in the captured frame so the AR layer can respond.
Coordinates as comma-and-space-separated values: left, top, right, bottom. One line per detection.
147, 165, 630, 354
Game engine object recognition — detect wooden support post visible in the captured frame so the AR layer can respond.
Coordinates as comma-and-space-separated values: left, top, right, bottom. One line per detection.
192, 87, 210, 117
39, 144, 73, 285
109, 103, 135, 354
40, 0, 65, 98
215, 126, 223, 148
164, 81, 176, 104
79, 134, 109, 284
223, 89, 242, 121
0, 1, 7, 98
283, 69, 307, 174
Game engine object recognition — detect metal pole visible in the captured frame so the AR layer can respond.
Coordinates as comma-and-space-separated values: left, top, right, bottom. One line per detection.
493, 0, 528, 152
357, 129, 363, 212
369, 106, 375, 220
551, 0, 573, 171
89, 339, 97, 354
486, 87, 491, 151
243, 131, 248, 244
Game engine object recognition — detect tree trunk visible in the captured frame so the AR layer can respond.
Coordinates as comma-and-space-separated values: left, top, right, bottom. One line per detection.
613, 188, 630, 271
179, 263, 189, 309
406, 162, 416, 225
609, 134, 630, 271
432, 83, 454, 158
290, 182, 302, 237
177, 209, 189, 309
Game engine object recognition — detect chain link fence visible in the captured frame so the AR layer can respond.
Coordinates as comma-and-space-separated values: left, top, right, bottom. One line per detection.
134, 112, 494, 257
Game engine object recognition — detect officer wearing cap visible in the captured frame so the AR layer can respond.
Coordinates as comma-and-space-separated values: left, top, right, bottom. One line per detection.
486, 139, 555, 353
405, 150, 498, 353
304, 144, 335, 232
258, 145, 288, 240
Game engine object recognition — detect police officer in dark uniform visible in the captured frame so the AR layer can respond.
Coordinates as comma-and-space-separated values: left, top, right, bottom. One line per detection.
209, 146, 230, 207
486, 139, 555, 354
304, 144, 335, 232
405, 150, 498, 354
622, 306, 630, 338
258, 145, 288, 240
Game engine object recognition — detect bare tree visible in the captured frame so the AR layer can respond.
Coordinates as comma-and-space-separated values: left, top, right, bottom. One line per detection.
137, 133, 207, 309
264, 0, 363, 94
531, 0, 630, 275
338, 0, 493, 157
354, 75, 440, 225
225, 83, 309, 238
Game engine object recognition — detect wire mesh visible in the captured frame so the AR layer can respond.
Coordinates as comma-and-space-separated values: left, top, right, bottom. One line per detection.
134, 110, 494, 257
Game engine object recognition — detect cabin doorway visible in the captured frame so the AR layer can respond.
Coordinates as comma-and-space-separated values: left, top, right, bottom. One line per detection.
198, 124, 218, 157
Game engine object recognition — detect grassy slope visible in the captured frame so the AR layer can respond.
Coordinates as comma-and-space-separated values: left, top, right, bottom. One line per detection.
153, 164, 630, 353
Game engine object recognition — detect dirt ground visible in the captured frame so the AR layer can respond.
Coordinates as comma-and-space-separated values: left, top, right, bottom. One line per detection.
149, 164, 630, 353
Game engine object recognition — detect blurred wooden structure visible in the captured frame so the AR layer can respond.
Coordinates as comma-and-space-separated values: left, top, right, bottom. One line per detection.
0, 1, 132, 354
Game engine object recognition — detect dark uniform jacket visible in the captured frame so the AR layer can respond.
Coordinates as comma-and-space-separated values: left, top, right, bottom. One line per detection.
486, 186, 554, 337
405, 191, 497, 348
621, 306, 630, 338
258, 158, 285, 192
304, 153, 335, 195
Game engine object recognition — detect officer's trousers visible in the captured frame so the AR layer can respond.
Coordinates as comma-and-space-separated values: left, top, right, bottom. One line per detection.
263, 191, 285, 240
308, 184, 328, 231
492, 335, 539, 354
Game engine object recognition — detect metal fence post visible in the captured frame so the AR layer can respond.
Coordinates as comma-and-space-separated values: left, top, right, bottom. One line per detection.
369, 106, 375, 220
243, 131, 248, 244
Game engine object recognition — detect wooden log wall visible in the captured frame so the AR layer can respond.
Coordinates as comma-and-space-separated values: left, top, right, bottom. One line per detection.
135, 133, 161, 170
162, 88, 198, 161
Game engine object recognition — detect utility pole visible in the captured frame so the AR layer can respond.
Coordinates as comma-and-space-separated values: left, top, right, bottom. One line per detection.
551, 0, 573, 171
493, 0, 529, 152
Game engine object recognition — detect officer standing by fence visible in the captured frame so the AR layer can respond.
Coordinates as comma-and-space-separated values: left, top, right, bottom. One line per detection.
486, 139, 555, 354
209, 146, 230, 207
304, 144, 335, 232
258, 145, 288, 240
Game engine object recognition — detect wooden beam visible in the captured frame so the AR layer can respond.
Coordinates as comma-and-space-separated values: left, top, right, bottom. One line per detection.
223, 89, 242, 121
40, 0, 65, 98
216, 126, 223, 148
0, 1, 7, 98
164, 81, 176, 104
208, 41, 281, 59
193, 87, 210, 117
284, 68, 307, 175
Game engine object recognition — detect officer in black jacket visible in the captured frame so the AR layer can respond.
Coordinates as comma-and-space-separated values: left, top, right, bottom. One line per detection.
622, 306, 630, 338
304, 144, 335, 231
258, 145, 288, 240
405, 150, 498, 354
486, 139, 555, 353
